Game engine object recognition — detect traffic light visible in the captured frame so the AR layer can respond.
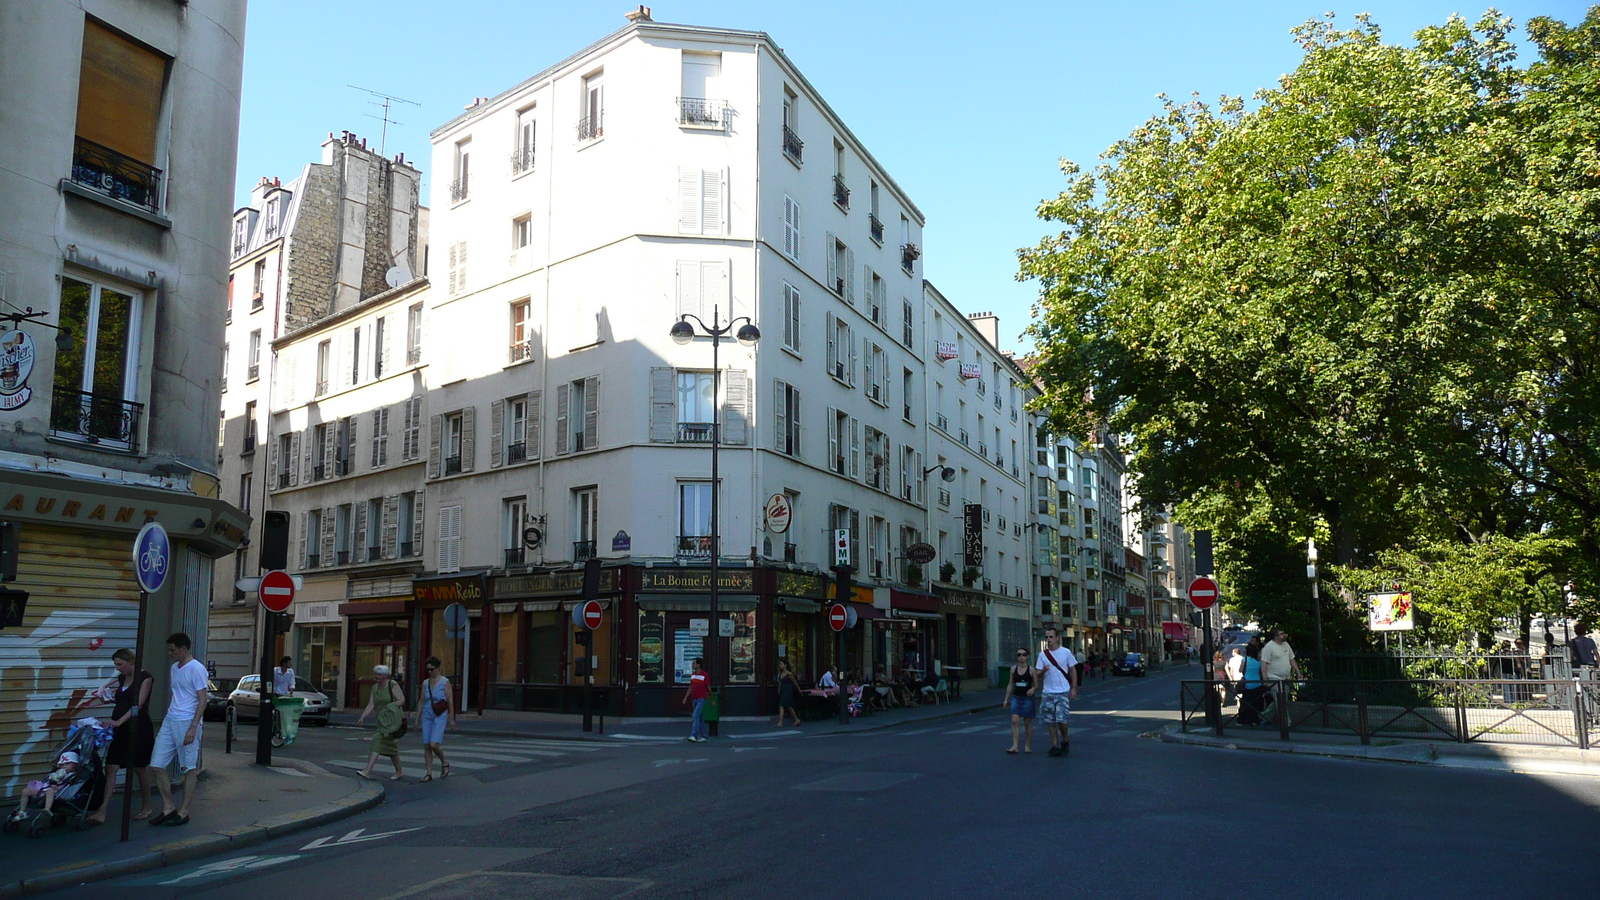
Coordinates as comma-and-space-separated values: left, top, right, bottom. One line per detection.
260, 510, 290, 571
580, 557, 602, 601
0, 521, 18, 582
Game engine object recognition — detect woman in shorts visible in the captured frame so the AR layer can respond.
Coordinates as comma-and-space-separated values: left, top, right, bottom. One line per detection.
1001, 647, 1038, 754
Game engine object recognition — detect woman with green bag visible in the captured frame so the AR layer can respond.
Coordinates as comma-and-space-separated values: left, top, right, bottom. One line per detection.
354, 665, 407, 780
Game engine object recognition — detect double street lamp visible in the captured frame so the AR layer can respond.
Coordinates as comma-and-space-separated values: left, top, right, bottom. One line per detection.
670, 308, 759, 699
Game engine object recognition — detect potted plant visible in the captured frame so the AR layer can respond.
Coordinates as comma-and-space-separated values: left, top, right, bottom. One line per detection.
939, 561, 956, 583
905, 563, 923, 586
962, 566, 979, 587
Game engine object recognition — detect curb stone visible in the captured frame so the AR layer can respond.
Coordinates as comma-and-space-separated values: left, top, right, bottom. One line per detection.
1156, 727, 1600, 775
2, 777, 383, 898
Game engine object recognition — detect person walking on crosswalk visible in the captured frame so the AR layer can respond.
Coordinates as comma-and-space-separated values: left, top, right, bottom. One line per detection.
684, 657, 710, 742
1034, 627, 1079, 757
414, 657, 456, 780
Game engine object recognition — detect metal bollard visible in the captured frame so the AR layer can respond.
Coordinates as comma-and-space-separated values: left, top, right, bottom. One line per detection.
1573, 680, 1588, 751
1356, 695, 1370, 746
225, 705, 234, 754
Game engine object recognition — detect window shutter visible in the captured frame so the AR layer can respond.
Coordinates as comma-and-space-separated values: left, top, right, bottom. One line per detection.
847, 325, 858, 385
528, 390, 542, 459
450, 506, 463, 572
827, 406, 839, 470
773, 380, 787, 454
370, 411, 382, 468
490, 400, 504, 467
322, 424, 336, 478
583, 376, 599, 450
849, 509, 860, 571
378, 407, 389, 466
428, 414, 442, 477
354, 501, 367, 561
825, 312, 837, 378
412, 489, 425, 554
723, 368, 750, 445
407, 396, 422, 460
298, 512, 309, 569
555, 382, 570, 456
382, 495, 399, 559
447, 243, 457, 295
825, 231, 836, 292
267, 433, 278, 490
289, 432, 301, 486
438, 506, 451, 572
678, 168, 701, 234
676, 261, 702, 321
457, 241, 467, 294
845, 246, 856, 306
792, 387, 801, 457
863, 337, 873, 398
914, 451, 925, 503
702, 261, 728, 320
784, 197, 800, 258
650, 367, 677, 442
379, 315, 391, 375
320, 506, 335, 564
849, 416, 860, 479
701, 168, 724, 235
460, 405, 476, 472
345, 416, 358, 474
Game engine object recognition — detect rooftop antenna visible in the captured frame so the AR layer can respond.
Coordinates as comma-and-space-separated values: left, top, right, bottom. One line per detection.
348, 85, 419, 157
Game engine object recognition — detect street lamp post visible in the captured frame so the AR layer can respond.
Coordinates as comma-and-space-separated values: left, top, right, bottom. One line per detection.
671, 307, 759, 726
1307, 538, 1326, 684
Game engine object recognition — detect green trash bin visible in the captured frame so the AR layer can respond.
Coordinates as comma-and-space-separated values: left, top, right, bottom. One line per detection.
702, 688, 720, 723
272, 696, 305, 747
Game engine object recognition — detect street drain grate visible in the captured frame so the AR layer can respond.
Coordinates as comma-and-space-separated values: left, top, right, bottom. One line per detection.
793, 772, 921, 792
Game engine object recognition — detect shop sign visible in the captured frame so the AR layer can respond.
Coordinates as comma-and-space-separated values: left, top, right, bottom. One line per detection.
612, 530, 631, 552
958, 363, 981, 380
962, 504, 983, 567
294, 601, 339, 624
495, 567, 619, 598
764, 493, 793, 534
0, 330, 37, 410
413, 573, 486, 604
775, 572, 827, 599
638, 568, 754, 593
1127, 606, 1145, 616
934, 340, 959, 361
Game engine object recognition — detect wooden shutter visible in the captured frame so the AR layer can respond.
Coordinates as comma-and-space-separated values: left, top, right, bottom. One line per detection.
379, 315, 391, 376
370, 411, 382, 468
650, 367, 677, 443
825, 312, 837, 378
490, 400, 504, 467
722, 369, 749, 445
268, 432, 278, 490
914, 451, 925, 504
354, 501, 368, 561
791, 387, 801, 458
289, 432, 301, 486
344, 416, 357, 474
676, 261, 702, 321
437, 506, 451, 571
849, 509, 860, 571
428, 414, 442, 477
407, 396, 422, 460
773, 380, 787, 454
678, 168, 701, 233
320, 506, 335, 564
582, 376, 599, 450
457, 241, 467, 294
847, 325, 858, 385
298, 512, 309, 569
849, 416, 860, 479
825, 231, 836, 292
827, 406, 839, 470
382, 495, 399, 559
321, 424, 336, 479
554, 382, 570, 456
702, 168, 725, 235
447, 243, 457, 295
845, 246, 856, 306
377, 407, 389, 466
702, 261, 728, 318
784, 197, 799, 258
412, 489, 425, 555
528, 390, 542, 459
461, 406, 476, 472
864, 266, 875, 318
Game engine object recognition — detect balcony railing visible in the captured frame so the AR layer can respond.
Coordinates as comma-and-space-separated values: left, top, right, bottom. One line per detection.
306, 554, 320, 569
368, 546, 382, 562
678, 422, 714, 443
399, 541, 414, 558
959, 429, 969, 446
312, 464, 326, 481
337, 550, 351, 566
869, 214, 884, 244
574, 540, 597, 562
242, 436, 256, 455
676, 535, 713, 560
407, 346, 422, 365
49, 386, 143, 451
70, 136, 162, 212
444, 455, 462, 476
247, 364, 259, 381
935, 413, 948, 431
677, 97, 729, 128
252, 293, 264, 312
784, 542, 797, 563
978, 442, 988, 458
336, 457, 352, 477
832, 174, 850, 209
315, 379, 328, 397
277, 472, 290, 489
509, 339, 533, 363
449, 176, 469, 203
509, 145, 535, 175
782, 125, 803, 163
577, 113, 603, 142
506, 441, 527, 464
504, 547, 526, 567
982, 578, 993, 593
900, 242, 921, 272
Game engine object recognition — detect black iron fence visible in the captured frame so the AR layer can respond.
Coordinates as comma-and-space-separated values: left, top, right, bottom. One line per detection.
71, 137, 162, 211
677, 97, 729, 128
1181, 677, 1599, 749
1315, 652, 1547, 681
49, 386, 143, 451
782, 125, 803, 162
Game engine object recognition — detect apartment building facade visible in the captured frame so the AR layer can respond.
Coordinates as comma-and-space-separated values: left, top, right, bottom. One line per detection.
0, 0, 248, 799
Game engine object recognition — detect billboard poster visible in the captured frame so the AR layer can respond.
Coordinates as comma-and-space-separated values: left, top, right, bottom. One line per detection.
1367, 592, 1415, 631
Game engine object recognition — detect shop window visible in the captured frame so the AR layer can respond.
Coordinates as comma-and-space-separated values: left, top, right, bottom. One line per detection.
527, 611, 563, 683
773, 608, 809, 682
496, 613, 518, 682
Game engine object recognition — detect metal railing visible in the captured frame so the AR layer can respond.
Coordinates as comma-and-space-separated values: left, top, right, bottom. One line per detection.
336, 550, 351, 566
509, 339, 533, 363
577, 114, 603, 141
833, 174, 850, 209
678, 422, 714, 443
782, 125, 803, 162
247, 364, 259, 381
312, 464, 326, 481
315, 379, 328, 397
900, 242, 920, 272
676, 535, 713, 560
509, 145, 535, 175
70, 136, 162, 212
784, 542, 797, 562
573, 540, 597, 562
306, 554, 320, 569
407, 346, 422, 365
449, 176, 469, 203
399, 541, 414, 558
242, 436, 256, 455
506, 442, 527, 464
49, 386, 143, 451
504, 547, 525, 567
367, 546, 382, 562
335, 457, 352, 477
443, 455, 462, 476
677, 97, 729, 128
277, 472, 290, 489
869, 214, 884, 244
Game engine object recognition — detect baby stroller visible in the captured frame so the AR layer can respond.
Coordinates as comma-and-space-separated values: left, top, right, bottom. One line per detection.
3, 719, 109, 839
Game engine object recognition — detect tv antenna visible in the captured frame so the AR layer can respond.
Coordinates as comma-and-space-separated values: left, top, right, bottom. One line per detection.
348, 85, 419, 156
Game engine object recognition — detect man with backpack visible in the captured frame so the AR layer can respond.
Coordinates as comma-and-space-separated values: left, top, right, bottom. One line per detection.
1034, 627, 1080, 757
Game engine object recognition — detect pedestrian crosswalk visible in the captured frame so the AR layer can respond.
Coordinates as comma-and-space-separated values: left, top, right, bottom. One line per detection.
852, 719, 1151, 741
324, 734, 610, 776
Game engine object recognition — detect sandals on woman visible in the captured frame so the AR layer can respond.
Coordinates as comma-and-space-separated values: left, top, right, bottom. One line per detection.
440, 763, 450, 779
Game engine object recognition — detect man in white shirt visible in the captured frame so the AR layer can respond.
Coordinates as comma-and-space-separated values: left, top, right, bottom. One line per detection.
149, 632, 209, 827
1034, 627, 1079, 757
1261, 630, 1300, 683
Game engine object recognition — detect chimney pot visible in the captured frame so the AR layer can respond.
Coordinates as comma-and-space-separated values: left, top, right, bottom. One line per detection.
625, 5, 652, 22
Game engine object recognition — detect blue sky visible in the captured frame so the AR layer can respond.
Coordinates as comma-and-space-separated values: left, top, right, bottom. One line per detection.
235, 1, 1588, 353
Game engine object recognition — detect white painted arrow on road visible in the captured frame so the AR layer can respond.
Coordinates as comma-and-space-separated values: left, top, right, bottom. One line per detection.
300, 826, 422, 850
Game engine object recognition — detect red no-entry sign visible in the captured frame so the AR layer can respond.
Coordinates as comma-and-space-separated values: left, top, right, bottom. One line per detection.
579, 599, 603, 630
259, 569, 295, 613
1189, 576, 1219, 610
828, 603, 847, 632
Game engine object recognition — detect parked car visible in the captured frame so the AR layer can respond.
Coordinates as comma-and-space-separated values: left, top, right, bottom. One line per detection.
1111, 653, 1147, 677
228, 675, 331, 725
204, 677, 237, 721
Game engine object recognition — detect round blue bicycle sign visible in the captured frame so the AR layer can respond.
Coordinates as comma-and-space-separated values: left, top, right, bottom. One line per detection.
133, 522, 171, 593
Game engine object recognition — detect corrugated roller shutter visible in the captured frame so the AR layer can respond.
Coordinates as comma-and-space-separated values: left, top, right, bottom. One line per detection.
0, 525, 138, 800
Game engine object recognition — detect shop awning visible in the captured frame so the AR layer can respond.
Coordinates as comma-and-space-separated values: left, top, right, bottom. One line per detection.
777, 598, 820, 613
848, 602, 885, 621
1162, 622, 1188, 639
890, 610, 942, 620
890, 589, 940, 614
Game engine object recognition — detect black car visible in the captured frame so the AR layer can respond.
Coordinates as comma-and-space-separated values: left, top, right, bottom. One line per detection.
1111, 653, 1147, 677
204, 677, 237, 721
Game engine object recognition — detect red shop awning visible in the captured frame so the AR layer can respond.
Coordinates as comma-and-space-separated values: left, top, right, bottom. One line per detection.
890, 589, 940, 614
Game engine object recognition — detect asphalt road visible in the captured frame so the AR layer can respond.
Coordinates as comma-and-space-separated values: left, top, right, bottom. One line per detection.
62, 661, 1600, 900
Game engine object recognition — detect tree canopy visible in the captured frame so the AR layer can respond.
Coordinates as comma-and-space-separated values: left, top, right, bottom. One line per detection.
1020, 9, 1600, 645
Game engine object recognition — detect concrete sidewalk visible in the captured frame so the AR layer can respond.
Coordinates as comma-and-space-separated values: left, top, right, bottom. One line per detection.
0, 732, 382, 898
1156, 721, 1600, 777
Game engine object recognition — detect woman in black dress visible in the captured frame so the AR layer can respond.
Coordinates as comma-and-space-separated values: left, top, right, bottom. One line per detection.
774, 659, 800, 726
87, 648, 154, 824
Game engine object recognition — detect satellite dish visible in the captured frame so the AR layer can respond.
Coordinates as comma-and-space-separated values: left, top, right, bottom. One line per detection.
384, 267, 405, 289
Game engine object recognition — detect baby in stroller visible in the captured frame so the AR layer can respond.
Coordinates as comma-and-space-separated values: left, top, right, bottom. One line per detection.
4, 720, 109, 838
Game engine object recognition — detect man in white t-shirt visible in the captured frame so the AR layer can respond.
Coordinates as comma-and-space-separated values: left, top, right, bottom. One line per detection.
149, 632, 210, 827
1261, 630, 1300, 683
1034, 627, 1080, 757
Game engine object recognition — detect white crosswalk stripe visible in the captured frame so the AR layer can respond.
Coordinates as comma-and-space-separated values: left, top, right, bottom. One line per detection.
943, 725, 993, 734
324, 733, 612, 776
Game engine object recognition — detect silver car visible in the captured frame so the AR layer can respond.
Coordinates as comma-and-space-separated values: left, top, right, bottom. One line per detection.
229, 675, 332, 725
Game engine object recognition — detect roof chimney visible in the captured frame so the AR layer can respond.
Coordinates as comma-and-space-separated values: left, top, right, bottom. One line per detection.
625, 5, 652, 23
968, 311, 1000, 349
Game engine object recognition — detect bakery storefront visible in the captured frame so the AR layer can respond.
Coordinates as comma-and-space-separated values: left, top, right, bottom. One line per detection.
487, 566, 623, 713
632, 568, 759, 718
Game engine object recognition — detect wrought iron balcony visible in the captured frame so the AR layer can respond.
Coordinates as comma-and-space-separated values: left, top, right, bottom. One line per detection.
336, 457, 352, 476
449, 176, 468, 203
49, 386, 143, 451
834, 276, 845, 296
399, 541, 414, 558
574, 540, 597, 562
337, 550, 351, 566
368, 546, 382, 562
577, 114, 603, 142
959, 429, 969, 446
509, 145, 535, 175
444, 455, 462, 476
869, 214, 884, 244
506, 441, 527, 464
677, 97, 729, 128
678, 422, 714, 443
407, 346, 422, 365
509, 339, 533, 364
832, 174, 850, 209
782, 125, 803, 163
312, 464, 326, 481
247, 364, 259, 381
306, 554, 320, 569
900, 242, 921, 272
70, 137, 162, 212
935, 413, 948, 431
315, 379, 328, 397
504, 547, 525, 567
277, 472, 290, 489
676, 535, 713, 560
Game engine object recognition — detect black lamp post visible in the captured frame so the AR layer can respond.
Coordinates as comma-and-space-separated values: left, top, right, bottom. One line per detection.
670, 307, 759, 710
